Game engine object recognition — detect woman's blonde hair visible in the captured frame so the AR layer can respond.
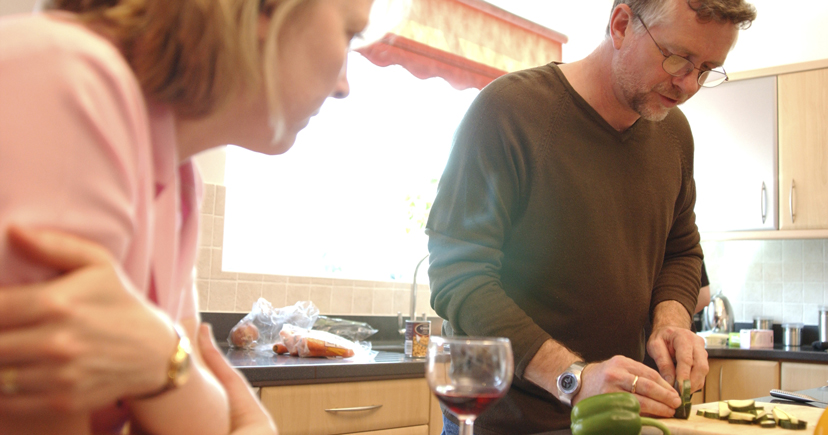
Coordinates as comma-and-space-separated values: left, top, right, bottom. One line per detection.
48, 0, 307, 123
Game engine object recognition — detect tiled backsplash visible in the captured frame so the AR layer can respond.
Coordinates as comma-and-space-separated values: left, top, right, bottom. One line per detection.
196, 184, 437, 317
198, 183, 827, 326
701, 239, 828, 326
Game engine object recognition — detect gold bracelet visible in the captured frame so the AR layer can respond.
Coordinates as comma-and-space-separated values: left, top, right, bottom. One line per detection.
135, 324, 193, 400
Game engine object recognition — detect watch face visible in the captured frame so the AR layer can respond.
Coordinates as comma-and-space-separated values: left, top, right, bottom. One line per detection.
560, 373, 577, 393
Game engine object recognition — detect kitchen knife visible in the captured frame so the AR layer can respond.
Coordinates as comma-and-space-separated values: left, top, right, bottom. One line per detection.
770, 389, 828, 405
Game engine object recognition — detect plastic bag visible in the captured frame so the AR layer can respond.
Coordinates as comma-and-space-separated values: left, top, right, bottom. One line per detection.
278, 324, 360, 358
228, 299, 319, 350
312, 316, 378, 342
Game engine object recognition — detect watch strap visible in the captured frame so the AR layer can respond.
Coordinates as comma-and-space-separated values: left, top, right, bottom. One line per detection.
136, 324, 192, 400
556, 361, 587, 407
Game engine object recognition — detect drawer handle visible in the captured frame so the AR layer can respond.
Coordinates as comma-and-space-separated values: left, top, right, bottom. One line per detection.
324, 404, 383, 413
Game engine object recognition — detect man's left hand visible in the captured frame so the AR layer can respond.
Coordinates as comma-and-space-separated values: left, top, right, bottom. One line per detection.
648, 301, 708, 394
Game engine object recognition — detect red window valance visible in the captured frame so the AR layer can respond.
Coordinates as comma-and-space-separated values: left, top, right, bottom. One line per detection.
357, 0, 567, 90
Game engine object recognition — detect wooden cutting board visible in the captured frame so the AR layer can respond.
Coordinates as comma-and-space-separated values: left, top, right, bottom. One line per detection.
641, 402, 823, 435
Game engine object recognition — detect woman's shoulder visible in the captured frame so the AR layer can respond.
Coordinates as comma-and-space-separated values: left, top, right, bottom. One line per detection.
0, 12, 134, 85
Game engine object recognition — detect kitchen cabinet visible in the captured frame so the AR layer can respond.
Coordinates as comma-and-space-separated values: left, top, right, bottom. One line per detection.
778, 67, 828, 229
781, 362, 828, 392
429, 392, 443, 435
681, 76, 778, 232
704, 359, 779, 402
260, 378, 431, 435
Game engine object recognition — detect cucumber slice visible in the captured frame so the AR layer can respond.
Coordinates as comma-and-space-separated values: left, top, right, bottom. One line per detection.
728, 411, 757, 424
673, 379, 693, 419
718, 401, 731, 420
759, 419, 776, 428
727, 399, 756, 412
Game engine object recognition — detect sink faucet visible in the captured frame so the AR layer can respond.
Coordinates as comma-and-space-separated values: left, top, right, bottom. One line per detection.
398, 254, 430, 335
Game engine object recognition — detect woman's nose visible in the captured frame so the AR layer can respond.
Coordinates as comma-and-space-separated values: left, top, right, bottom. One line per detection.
331, 60, 350, 99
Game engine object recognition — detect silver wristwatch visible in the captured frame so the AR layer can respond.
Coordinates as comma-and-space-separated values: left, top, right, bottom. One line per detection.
556, 361, 587, 407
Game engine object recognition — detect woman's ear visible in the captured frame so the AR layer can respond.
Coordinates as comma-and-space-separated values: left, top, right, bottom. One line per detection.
609, 4, 634, 50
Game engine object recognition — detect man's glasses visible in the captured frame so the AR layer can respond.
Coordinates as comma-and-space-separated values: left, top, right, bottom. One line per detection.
637, 15, 728, 88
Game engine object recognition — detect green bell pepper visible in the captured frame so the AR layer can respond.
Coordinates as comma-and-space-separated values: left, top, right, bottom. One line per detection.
571, 392, 671, 435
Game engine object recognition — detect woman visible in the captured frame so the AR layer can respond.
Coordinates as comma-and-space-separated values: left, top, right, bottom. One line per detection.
0, 0, 374, 433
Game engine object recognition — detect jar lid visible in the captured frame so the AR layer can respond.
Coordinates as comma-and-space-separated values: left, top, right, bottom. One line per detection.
781, 323, 804, 329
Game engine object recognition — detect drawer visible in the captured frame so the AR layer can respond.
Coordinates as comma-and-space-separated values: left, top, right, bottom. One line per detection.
343, 425, 429, 435
261, 379, 430, 435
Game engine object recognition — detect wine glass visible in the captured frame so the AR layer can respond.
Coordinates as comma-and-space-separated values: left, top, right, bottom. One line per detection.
426, 336, 514, 435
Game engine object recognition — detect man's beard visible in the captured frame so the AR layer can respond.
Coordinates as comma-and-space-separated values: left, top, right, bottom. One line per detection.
614, 59, 687, 122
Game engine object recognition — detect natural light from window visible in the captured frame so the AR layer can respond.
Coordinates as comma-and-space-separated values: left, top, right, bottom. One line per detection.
223, 52, 480, 283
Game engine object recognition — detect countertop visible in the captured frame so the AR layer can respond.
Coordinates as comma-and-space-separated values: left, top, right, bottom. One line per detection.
706, 343, 828, 363
223, 346, 425, 387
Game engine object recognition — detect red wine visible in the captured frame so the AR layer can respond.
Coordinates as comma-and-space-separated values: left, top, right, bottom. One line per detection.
434, 386, 505, 418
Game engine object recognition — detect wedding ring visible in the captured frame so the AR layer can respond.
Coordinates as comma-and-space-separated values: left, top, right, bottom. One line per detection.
0, 368, 18, 395
630, 375, 639, 394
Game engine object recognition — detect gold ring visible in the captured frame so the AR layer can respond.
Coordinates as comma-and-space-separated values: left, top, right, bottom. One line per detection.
630, 375, 639, 395
0, 368, 18, 395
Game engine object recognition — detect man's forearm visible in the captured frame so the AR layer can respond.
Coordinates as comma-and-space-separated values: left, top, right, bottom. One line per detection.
652, 300, 693, 330
523, 339, 582, 395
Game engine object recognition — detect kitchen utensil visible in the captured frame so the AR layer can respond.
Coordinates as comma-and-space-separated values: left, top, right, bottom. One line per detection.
782, 323, 803, 347
771, 389, 828, 405
425, 336, 513, 435
754, 316, 774, 330
703, 291, 735, 333
820, 306, 828, 342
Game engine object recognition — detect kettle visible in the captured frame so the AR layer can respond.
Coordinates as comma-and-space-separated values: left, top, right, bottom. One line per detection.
702, 290, 735, 333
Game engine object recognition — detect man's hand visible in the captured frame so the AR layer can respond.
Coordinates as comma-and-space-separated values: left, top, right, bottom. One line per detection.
648, 300, 709, 394
524, 339, 680, 417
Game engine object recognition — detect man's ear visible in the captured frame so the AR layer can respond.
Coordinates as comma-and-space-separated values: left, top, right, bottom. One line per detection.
609, 4, 635, 50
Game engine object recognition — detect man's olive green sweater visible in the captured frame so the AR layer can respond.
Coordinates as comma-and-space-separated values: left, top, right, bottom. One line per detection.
426, 63, 703, 433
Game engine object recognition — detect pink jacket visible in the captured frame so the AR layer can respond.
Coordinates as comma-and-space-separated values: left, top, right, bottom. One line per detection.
0, 12, 199, 321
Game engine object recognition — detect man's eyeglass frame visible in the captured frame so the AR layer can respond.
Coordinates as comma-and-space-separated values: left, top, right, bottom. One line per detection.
636, 15, 729, 88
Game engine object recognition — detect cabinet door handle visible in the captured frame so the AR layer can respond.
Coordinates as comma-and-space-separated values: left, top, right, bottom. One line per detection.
761, 182, 767, 224
789, 179, 797, 223
718, 365, 724, 402
324, 404, 383, 413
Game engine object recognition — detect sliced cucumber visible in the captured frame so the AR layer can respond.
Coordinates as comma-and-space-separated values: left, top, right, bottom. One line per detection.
673, 379, 693, 419
727, 399, 757, 412
759, 419, 777, 428
718, 401, 731, 420
728, 411, 757, 424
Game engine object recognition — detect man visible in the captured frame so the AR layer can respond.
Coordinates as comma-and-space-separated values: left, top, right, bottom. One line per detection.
425, 0, 756, 433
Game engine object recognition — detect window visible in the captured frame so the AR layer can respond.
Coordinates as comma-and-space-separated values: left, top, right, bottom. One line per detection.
223, 52, 480, 282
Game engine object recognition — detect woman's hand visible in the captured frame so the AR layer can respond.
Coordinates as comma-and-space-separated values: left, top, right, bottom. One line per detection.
0, 226, 178, 414
197, 324, 278, 435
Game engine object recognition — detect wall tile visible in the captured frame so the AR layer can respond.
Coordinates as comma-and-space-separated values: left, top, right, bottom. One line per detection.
235, 281, 263, 312
763, 263, 783, 282
782, 304, 803, 324
763, 241, 783, 263
804, 304, 820, 325
237, 273, 263, 282
352, 288, 373, 314
783, 263, 803, 282
742, 281, 763, 302
209, 280, 237, 311
199, 213, 213, 247
783, 240, 804, 263
263, 274, 288, 283
330, 288, 354, 315
285, 284, 310, 306
763, 303, 782, 322
212, 216, 225, 248
763, 282, 783, 302
202, 184, 216, 215
745, 263, 763, 282
310, 286, 332, 313
804, 263, 824, 282
372, 289, 394, 315
262, 283, 287, 308
289, 276, 313, 284
783, 282, 803, 303
743, 302, 763, 322
393, 289, 411, 316
215, 185, 226, 217
196, 247, 211, 279
804, 283, 824, 304
804, 240, 823, 261
196, 279, 210, 311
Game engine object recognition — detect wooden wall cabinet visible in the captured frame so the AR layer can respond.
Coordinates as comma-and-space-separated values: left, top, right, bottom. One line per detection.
781, 362, 828, 392
778, 67, 828, 230
260, 378, 432, 435
704, 359, 780, 402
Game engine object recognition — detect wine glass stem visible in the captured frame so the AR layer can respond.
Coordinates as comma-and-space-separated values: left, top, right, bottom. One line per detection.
460, 418, 475, 435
